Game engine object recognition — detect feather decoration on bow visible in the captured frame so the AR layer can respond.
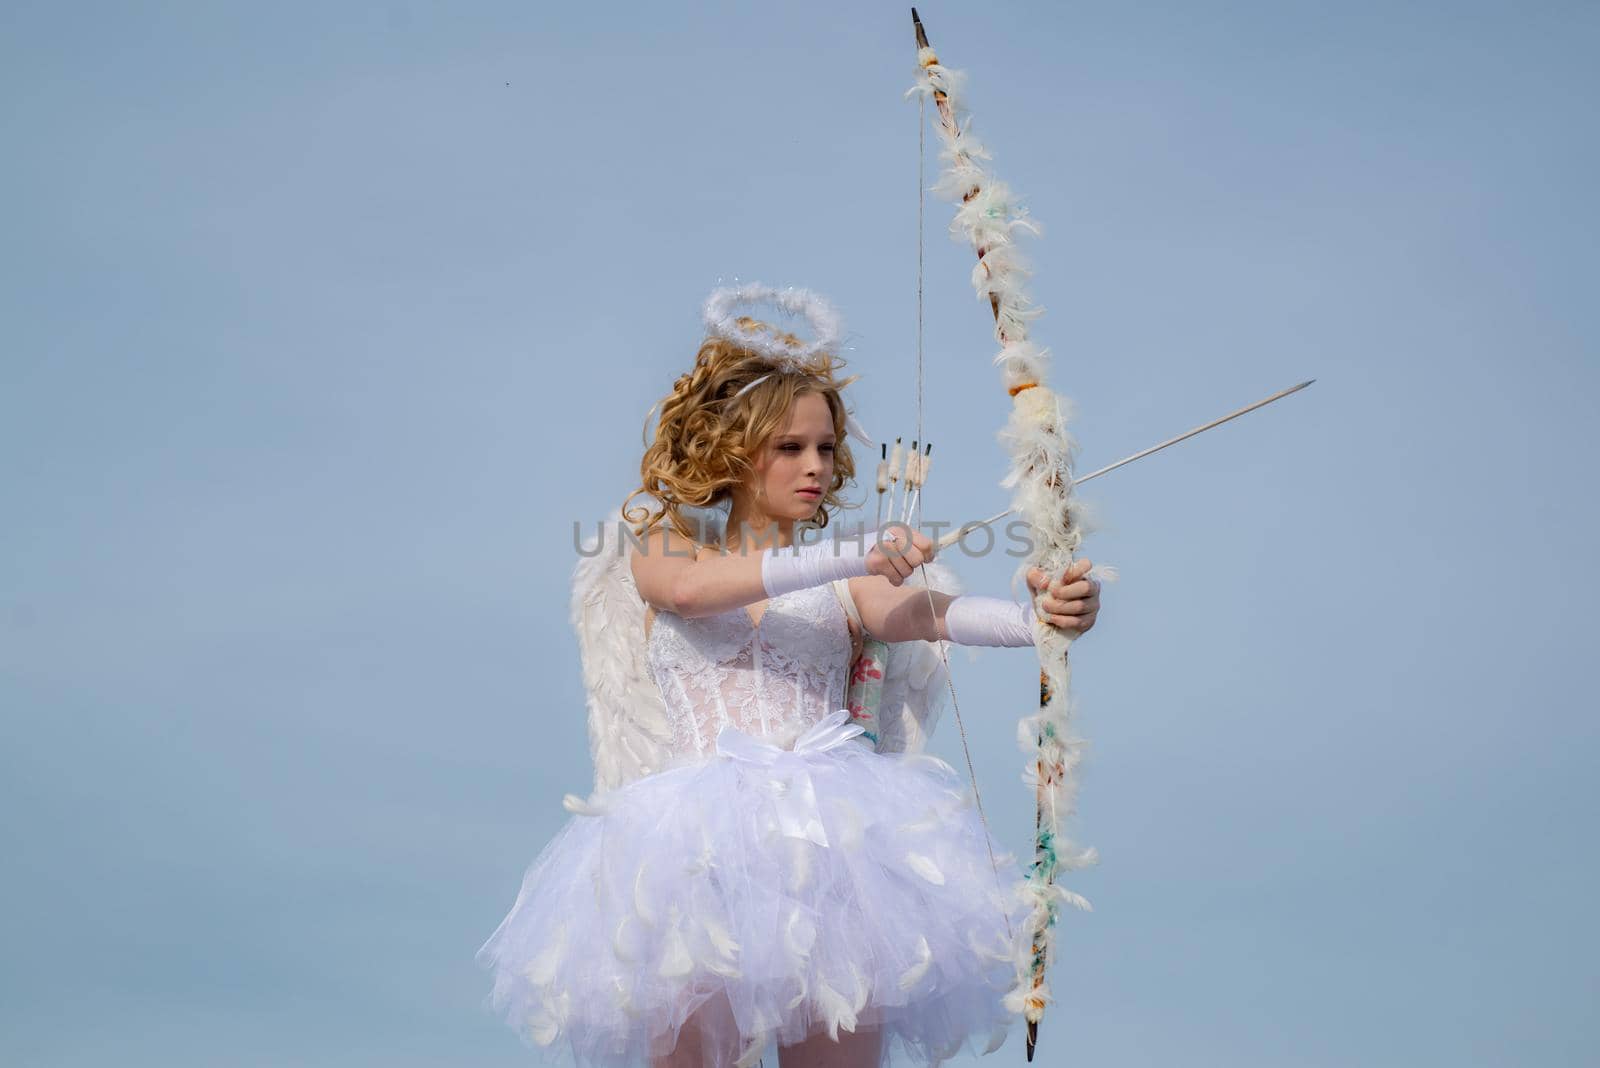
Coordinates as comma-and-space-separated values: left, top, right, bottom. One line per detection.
908, 10, 1096, 1059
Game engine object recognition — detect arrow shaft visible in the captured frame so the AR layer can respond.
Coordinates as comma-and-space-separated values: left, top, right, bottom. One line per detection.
935, 379, 1315, 550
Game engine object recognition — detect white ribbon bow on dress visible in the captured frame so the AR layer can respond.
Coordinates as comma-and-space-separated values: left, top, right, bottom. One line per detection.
714, 709, 866, 848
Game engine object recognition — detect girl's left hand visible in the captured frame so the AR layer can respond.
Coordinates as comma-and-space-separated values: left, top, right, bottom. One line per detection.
1026, 559, 1101, 635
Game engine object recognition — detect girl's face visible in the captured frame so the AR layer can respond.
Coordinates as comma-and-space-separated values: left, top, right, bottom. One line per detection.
750, 391, 836, 521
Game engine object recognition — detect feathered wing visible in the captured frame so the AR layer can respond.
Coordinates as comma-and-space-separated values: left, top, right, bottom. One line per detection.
871, 559, 965, 755
570, 508, 674, 794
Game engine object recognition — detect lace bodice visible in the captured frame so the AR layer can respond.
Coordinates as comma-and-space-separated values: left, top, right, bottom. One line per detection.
645, 584, 854, 758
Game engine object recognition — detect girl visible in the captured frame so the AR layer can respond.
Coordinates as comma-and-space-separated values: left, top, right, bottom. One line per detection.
478, 292, 1102, 1067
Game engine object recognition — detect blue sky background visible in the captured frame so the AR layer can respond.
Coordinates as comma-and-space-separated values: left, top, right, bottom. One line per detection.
3, 2, 1596, 1065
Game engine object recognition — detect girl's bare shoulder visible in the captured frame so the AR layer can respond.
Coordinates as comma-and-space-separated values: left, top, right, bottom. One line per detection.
628, 520, 713, 597
629, 521, 706, 562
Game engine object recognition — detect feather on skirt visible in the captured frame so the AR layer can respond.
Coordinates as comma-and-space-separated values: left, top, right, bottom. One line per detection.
476, 711, 1026, 1067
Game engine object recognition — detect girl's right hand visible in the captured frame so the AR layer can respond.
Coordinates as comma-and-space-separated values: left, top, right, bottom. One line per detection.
867, 526, 936, 586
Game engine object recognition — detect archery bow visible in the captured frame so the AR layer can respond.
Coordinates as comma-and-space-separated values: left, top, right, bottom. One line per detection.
909, 10, 1091, 1059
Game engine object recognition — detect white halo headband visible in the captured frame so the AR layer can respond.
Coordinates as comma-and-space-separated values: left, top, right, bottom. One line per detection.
702, 283, 844, 365
690, 282, 873, 446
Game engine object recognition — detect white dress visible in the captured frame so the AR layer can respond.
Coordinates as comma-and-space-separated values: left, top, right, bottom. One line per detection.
476, 582, 1025, 1066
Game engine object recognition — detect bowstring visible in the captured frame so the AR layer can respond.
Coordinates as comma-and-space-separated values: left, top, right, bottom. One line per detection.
914, 91, 1011, 936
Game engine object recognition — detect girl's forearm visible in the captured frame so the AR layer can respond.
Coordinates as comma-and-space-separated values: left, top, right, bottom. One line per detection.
668, 537, 873, 618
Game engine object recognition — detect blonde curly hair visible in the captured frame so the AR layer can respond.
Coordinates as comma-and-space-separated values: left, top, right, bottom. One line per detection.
623, 320, 860, 542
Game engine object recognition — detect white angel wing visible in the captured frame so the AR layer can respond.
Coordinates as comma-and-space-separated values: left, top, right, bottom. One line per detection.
570, 507, 674, 793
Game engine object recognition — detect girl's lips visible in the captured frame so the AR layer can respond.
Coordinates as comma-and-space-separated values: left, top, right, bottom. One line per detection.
797, 488, 822, 497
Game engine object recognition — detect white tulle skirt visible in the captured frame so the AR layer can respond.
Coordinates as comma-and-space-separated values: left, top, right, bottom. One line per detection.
476, 711, 1026, 1067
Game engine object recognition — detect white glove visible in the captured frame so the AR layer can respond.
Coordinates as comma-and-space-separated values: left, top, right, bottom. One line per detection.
760, 532, 874, 597
944, 595, 1037, 647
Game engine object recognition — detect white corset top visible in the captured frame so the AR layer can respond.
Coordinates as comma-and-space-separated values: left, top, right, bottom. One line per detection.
645, 583, 854, 758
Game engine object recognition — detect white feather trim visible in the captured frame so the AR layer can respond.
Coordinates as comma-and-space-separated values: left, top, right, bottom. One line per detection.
787, 838, 813, 894
702, 282, 843, 364
657, 921, 693, 979
561, 792, 611, 817
705, 955, 742, 979
898, 935, 933, 991
702, 916, 741, 963
521, 925, 565, 988
828, 796, 864, 851
696, 913, 742, 977
905, 852, 946, 885
1089, 563, 1119, 585
815, 977, 858, 1040
898, 804, 944, 836
632, 863, 656, 926
849, 962, 870, 1015
611, 916, 637, 964
527, 1014, 559, 1046
783, 907, 816, 962
968, 926, 1014, 964
611, 975, 636, 1016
